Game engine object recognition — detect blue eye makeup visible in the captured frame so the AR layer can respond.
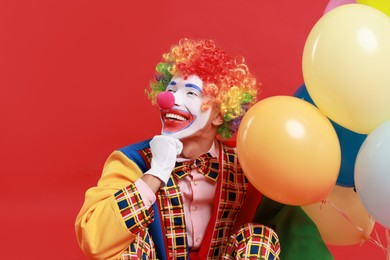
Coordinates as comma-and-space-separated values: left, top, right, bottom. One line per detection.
185, 83, 202, 93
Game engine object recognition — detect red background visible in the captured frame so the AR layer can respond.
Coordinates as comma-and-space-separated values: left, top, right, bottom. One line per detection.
0, 0, 387, 259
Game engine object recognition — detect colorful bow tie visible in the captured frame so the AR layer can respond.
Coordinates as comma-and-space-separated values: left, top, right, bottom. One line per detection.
173, 153, 219, 181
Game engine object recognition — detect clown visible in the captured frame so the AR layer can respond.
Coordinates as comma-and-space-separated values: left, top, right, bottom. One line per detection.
160, 74, 213, 139
75, 39, 329, 259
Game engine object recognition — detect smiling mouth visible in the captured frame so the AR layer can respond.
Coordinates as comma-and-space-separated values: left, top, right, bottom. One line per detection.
165, 113, 188, 121
161, 109, 194, 133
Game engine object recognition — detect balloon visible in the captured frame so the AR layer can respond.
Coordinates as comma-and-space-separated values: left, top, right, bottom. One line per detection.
237, 96, 341, 206
302, 186, 375, 245
302, 4, 390, 134
294, 84, 367, 187
357, 0, 390, 16
323, 0, 356, 14
355, 120, 390, 228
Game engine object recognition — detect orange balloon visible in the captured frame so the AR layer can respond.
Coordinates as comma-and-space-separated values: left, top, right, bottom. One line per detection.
237, 96, 341, 205
302, 186, 375, 245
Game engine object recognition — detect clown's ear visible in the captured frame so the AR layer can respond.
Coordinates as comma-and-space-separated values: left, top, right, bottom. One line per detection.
211, 111, 224, 126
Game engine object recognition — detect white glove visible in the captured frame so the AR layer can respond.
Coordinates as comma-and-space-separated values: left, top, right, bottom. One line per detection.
144, 135, 183, 186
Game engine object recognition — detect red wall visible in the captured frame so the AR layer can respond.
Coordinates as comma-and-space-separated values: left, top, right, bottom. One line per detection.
0, 0, 386, 259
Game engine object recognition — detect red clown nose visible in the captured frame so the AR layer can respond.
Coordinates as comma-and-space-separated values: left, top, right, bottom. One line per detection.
157, 91, 175, 110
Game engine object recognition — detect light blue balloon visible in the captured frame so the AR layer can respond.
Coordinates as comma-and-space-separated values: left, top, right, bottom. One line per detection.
355, 120, 390, 229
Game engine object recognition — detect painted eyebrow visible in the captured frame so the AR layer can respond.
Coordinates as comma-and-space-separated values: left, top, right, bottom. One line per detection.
185, 83, 202, 92
169, 81, 177, 85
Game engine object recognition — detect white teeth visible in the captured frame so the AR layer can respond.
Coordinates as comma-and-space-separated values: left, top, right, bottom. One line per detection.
165, 113, 187, 121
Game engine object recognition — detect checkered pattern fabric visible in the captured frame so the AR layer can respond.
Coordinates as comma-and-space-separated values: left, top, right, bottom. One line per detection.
173, 153, 219, 181
115, 183, 154, 235
120, 229, 156, 260
120, 143, 254, 259
206, 146, 249, 259
157, 179, 188, 259
140, 147, 189, 259
222, 223, 281, 260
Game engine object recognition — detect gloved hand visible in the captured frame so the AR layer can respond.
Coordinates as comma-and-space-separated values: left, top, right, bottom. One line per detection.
144, 135, 183, 186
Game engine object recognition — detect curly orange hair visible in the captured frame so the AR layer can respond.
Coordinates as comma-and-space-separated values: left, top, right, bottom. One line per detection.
146, 38, 259, 138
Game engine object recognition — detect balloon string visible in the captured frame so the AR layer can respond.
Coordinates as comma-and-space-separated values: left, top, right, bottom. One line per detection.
324, 199, 366, 233
386, 228, 389, 243
386, 229, 390, 260
374, 228, 384, 248
367, 235, 387, 254
372, 228, 387, 254
324, 200, 388, 254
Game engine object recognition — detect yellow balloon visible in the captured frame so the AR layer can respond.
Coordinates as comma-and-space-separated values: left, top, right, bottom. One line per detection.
237, 96, 341, 206
357, 0, 390, 16
302, 186, 375, 246
302, 4, 390, 134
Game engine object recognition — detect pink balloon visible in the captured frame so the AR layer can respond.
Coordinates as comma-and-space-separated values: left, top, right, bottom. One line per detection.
324, 0, 356, 14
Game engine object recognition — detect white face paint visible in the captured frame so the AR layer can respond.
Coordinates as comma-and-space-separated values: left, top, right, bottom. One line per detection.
160, 74, 212, 139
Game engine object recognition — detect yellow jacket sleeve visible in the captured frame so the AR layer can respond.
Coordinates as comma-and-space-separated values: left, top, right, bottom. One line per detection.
75, 150, 149, 259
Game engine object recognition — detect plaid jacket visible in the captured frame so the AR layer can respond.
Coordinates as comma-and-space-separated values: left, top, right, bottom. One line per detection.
115, 139, 261, 259
76, 139, 329, 259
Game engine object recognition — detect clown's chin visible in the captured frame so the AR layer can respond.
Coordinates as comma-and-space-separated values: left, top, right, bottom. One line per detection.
161, 128, 189, 140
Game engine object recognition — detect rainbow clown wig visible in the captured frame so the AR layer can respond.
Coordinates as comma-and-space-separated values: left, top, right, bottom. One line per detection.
146, 38, 259, 139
